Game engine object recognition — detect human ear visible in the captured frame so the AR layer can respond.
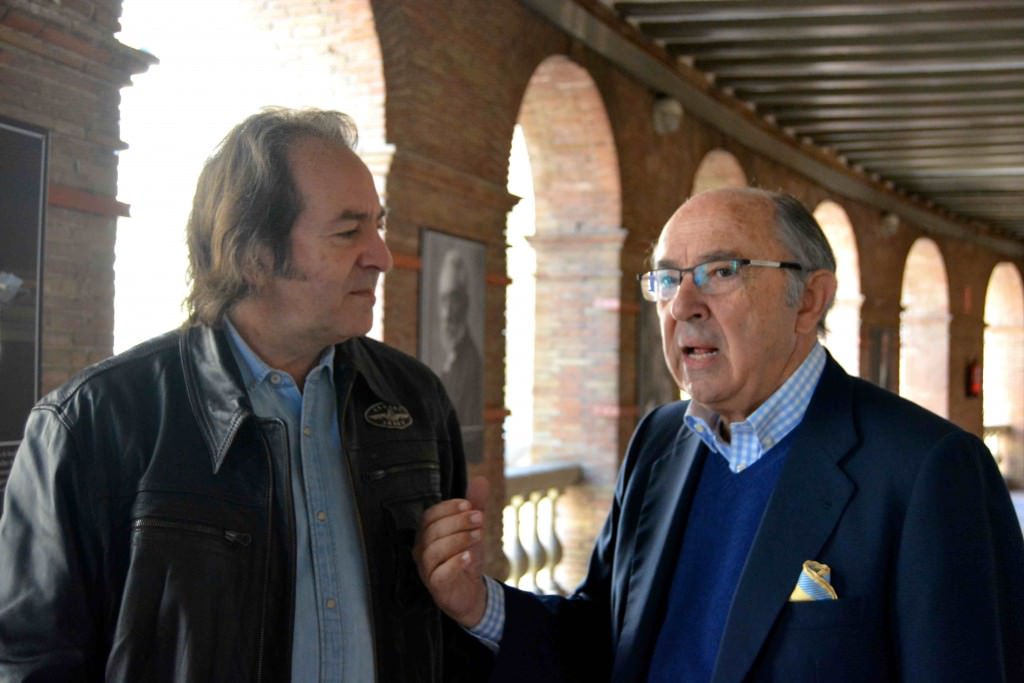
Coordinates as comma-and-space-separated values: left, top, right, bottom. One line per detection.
795, 269, 838, 335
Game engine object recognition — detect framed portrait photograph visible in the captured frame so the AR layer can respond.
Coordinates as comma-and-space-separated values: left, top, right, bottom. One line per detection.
419, 229, 486, 463
0, 117, 48, 495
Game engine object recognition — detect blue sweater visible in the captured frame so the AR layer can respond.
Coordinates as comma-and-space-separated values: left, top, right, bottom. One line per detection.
648, 433, 794, 682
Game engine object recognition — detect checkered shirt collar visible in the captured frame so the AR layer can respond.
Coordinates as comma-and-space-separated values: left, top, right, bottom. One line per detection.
684, 343, 826, 473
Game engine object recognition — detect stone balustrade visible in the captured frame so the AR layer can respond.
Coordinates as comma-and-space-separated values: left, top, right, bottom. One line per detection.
502, 462, 584, 595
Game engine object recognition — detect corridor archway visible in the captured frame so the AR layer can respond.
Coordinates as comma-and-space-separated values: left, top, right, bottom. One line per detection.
507, 55, 624, 587
691, 149, 747, 195
899, 238, 950, 417
815, 201, 861, 376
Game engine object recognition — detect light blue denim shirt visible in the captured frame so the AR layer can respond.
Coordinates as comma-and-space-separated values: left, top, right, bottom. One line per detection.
224, 321, 375, 681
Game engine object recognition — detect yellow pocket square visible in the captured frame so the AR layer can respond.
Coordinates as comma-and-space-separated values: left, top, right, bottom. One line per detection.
789, 560, 838, 601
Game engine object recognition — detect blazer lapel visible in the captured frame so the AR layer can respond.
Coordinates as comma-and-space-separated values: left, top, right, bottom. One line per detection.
712, 357, 857, 683
614, 427, 706, 680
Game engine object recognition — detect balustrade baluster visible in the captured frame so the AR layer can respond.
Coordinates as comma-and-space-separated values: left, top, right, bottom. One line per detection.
521, 491, 545, 592
504, 495, 529, 589
542, 487, 565, 595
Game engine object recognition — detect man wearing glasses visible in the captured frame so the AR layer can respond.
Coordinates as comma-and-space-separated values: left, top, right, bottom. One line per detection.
416, 187, 1024, 682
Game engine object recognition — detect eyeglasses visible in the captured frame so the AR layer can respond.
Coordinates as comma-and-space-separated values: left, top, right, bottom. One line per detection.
638, 258, 804, 302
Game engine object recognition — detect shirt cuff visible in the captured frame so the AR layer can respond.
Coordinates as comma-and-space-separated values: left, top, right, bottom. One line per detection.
466, 576, 505, 653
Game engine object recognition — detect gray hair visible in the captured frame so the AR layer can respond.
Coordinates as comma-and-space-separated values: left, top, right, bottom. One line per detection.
766, 191, 837, 334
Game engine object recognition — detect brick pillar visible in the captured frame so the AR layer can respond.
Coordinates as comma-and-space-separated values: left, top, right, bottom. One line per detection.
530, 224, 626, 587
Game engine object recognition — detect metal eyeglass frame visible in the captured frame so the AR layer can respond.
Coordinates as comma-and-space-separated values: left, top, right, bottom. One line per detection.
638, 258, 804, 302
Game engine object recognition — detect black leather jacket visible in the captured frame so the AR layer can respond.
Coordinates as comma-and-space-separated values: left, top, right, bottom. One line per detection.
0, 325, 487, 681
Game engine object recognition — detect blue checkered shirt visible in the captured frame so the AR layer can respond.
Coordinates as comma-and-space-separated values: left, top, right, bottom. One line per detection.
469, 343, 826, 650
684, 343, 826, 473
468, 575, 505, 652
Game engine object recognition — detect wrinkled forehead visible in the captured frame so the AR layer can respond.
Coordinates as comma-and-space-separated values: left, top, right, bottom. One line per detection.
654, 190, 779, 264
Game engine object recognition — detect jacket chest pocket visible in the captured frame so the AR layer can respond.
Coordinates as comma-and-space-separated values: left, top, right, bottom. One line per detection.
357, 438, 444, 523
354, 440, 445, 610
367, 460, 442, 529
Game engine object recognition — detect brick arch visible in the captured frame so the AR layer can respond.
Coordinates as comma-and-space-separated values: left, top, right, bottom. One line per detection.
691, 149, 747, 195
814, 200, 861, 376
251, 1, 388, 152
516, 55, 621, 235
900, 238, 950, 417
509, 54, 625, 588
983, 262, 1024, 484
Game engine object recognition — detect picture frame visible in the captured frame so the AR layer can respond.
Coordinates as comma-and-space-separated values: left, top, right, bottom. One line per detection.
0, 117, 48, 495
418, 229, 486, 463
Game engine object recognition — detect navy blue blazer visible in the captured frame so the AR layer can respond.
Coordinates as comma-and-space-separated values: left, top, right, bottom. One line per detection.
491, 355, 1024, 682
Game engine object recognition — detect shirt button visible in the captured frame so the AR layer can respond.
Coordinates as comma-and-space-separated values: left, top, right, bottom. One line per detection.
303, 426, 312, 437
326, 598, 336, 609
736, 464, 746, 472
764, 437, 774, 448
269, 373, 281, 385
694, 423, 705, 433
317, 511, 327, 522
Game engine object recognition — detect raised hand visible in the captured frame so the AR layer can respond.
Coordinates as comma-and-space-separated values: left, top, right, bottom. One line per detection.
414, 476, 490, 627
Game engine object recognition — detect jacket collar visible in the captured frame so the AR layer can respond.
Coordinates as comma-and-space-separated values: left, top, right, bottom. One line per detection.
180, 325, 253, 474
180, 325, 400, 474
332, 336, 402, 406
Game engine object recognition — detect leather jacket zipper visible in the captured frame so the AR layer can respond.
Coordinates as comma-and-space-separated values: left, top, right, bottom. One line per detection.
132, 518, 252, 546
255, 426, 286, 683
367, 461, 440, 481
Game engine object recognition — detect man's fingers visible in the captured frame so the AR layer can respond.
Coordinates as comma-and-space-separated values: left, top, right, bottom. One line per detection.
415, 482, 488, 599
420, 498, 472, 527
418, 506, 482, 547
418, 524, 482, 574
428, 543, 483, 584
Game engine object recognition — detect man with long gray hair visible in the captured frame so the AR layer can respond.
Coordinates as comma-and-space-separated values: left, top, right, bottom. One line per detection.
0, 107, 487, 681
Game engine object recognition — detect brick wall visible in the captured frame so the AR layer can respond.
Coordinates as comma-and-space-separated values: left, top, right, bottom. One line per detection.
0, 0, 151, 393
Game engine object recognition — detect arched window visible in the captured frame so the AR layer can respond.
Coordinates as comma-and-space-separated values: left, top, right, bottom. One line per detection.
691, 149, 746, 195
507, 56, 623, 588
899, 238, 950, 417
814, 201, 861, 376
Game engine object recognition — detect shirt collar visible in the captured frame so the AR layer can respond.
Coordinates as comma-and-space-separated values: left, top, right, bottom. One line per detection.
684, 342, 826, 472
223, 318, 334, 392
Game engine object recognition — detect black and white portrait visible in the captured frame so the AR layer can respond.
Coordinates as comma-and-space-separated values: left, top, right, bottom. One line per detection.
419, 230, 485, 462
